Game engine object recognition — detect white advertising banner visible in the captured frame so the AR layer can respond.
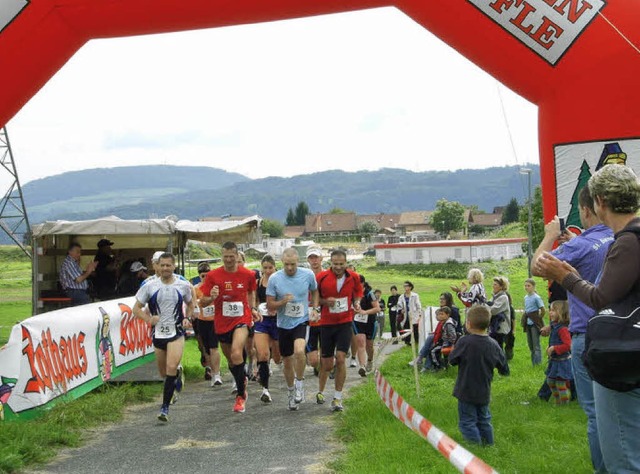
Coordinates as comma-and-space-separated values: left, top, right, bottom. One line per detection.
0, 297, 154, 421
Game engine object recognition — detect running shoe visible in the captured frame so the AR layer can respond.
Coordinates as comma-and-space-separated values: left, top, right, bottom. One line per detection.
350, 358, 357, 368
331, 398, 343, 412
288, 391, 299, 411
316, 392, 325, 405
366, 360, 373, 372
176, 365, 184, 393
260, 388, 272, 403
170, 391, 178, 405
212, 374, 223, 386
294, 384, 305, 404
233, 395, 246, 413
313, 366, 319, 377
157, 404, 169, 422
329, 367, 336, 380
408, 360, 415, 367
358, 366, 367, 377
248, 374, 258, 382
204, 366, 212, 381
231, 381, 238, 395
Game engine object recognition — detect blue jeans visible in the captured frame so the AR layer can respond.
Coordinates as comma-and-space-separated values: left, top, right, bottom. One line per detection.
418, 334, 434, 369
572, 334, 605, 472
594, 383, 640, 473
525, 324, 542, 365
66, 288, 91, 306
458, 401, 493, 445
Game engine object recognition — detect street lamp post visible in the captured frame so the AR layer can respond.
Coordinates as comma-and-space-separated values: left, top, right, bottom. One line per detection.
520, 168, 533, 277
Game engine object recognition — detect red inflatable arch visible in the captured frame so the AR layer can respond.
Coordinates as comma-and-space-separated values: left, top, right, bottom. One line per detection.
1, 0, 639, 223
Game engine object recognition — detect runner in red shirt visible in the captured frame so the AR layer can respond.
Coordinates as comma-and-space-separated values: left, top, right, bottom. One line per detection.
200, 242, 261, 413
316, 249, 363, 412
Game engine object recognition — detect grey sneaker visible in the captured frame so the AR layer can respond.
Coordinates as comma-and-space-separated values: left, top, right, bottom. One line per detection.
231, 381, 238, 395
288, 391, 299, 411
331, 398, 343, 412
294, 384, 305, 404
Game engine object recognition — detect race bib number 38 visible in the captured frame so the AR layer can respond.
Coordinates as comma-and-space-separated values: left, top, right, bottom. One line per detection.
222, 301, 244, 317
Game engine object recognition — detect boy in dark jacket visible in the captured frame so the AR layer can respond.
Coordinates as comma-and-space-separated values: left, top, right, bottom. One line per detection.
449, 305, 509, 445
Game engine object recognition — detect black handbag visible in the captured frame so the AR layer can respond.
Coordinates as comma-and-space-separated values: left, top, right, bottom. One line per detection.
584, 291, 640, 392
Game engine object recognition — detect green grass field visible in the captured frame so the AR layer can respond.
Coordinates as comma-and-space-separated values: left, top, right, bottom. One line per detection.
0, 247, 593, 473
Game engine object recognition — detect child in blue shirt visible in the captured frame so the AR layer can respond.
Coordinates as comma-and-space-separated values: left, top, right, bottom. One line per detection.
523, 278, 546, 365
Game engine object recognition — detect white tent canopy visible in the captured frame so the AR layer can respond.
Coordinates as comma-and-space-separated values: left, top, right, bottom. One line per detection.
31, 216, 176, 237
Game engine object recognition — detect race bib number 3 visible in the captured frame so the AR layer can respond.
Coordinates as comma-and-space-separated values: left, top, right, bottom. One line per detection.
222, 301, 244, 317
329, 297, 349, 314
284, 302, 305, 318
156, 321, 177, 339
354, 312, 368, 323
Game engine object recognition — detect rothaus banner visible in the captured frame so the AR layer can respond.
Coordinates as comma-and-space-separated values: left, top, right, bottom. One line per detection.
0, 297, 154, 421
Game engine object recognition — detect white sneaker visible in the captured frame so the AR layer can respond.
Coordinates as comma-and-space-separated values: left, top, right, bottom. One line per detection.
350, 358, 357, 368
408, 360, 415, 367
260, 387, 272, 403
211, 374, 223, 387
288, 391, 298, 411
294, 384, 305, 404
231, 381, 238, 394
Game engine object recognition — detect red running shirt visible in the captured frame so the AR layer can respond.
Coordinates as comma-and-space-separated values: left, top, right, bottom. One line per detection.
200, 266, 257, 335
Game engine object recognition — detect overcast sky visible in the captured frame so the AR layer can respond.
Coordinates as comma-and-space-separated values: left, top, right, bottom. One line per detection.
6, 7, 538, 186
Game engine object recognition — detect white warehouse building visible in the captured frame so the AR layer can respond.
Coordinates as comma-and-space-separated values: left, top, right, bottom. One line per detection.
374, 238, 526, 265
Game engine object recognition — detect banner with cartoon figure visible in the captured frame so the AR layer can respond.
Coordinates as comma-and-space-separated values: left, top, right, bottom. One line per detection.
554, 139, 640, 232
0, 297, 154, 421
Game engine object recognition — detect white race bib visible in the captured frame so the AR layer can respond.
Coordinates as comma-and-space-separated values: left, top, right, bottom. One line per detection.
258, 302, 271, 317
329, 297, 349, 314
155, 321, 176, 339
390, 306, 397, 311
284, 302, 305, 318
222, 301, 244, 317
354, 312, 368, 323
202, 305, 215, 319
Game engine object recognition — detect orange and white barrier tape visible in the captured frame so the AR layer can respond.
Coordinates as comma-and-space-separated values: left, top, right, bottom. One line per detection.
375, 370, 498, 474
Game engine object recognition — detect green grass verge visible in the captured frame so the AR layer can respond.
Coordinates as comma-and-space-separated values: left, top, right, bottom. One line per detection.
330, 339, 592, 473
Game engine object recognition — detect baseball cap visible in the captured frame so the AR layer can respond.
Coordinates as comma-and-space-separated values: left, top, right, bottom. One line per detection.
151, 251, 164, 263
97, 238, 114, 248
306, 247, 322, 258
130, 261, 147, 272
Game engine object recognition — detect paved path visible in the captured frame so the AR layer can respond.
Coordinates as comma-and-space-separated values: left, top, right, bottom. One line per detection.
28, 340, 403, 474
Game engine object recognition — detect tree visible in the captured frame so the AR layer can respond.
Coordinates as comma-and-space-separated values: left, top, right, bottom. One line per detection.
430, 198, 465, 236
519, 185, 544, 252
329, 207, 348, 214
261, 218, 284, 238
566, 160, 592, 228
285, 208, 296, 226
502, 197, 521, 224
358, 221, 379, 237
294, 201, 310, 226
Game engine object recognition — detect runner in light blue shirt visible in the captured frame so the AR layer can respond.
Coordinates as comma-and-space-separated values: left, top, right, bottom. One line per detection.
266, 248, 319, 411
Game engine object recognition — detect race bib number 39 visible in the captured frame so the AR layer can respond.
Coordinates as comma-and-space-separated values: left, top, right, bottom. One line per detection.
329, 297, 349, 314
222, 301, 244, 317
284, 302, 305, 318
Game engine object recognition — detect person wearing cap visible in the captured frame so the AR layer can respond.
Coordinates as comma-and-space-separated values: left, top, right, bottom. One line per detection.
59, 242, 98, 306
305, 247, 328, 404
93, 238, 118, 300
117, 261, 148, 297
